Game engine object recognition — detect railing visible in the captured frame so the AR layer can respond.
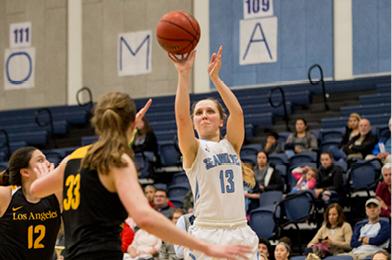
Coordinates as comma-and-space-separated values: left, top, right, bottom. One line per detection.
269, 87, 290, 131
35, 108, 57, 148
76, 87, 93, 117
308, 64, 329, 111
0, 129, 11, 160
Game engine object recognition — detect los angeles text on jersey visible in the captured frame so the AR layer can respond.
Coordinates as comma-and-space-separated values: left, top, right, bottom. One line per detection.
13, 210, 58, 221
203, 153, 240, 170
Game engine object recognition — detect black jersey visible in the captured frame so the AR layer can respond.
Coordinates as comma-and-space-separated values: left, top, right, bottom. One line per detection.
62, 146, 128, 259
0, 188, 61, 260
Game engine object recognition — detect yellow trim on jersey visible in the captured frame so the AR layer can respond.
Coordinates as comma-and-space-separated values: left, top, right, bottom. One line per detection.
68, 145, 91, 160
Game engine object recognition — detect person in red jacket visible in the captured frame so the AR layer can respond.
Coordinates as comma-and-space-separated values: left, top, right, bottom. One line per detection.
376, 163, 391, 218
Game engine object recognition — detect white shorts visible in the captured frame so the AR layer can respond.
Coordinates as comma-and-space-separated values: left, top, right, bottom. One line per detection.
184, 223, 259, 260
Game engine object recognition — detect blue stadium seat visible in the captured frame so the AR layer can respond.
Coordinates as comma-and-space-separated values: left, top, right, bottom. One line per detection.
159, 141, 182, 167
259, 191, 283, 211
168, 183, 190, 199
249, 208, 278, 240
269, 153, 289, 166
170, 171, 189, 186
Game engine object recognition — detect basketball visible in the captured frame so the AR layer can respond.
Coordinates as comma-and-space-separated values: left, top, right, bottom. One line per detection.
156, 11, 201, 55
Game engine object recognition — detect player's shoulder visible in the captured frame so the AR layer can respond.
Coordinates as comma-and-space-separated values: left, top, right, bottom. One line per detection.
68, 145, 92, 160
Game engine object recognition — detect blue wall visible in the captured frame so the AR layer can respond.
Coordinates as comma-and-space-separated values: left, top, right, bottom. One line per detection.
352, 0, 391, 75
210, 0, 333, 88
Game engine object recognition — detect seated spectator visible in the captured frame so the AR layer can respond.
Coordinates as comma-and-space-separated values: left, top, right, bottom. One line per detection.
174, 213, 195, 259
372, 250, 390, 260
340, 113, 361, 148
254, 151, 284, 193
373, 118, 391, 164
124, 227, 162, 260
159, 208, 184, 260
258, 237, 272, 260
306, 203, 352, 256
263, 131, 283, 154
376, 163, 391, 218
144, 185, 156, 207
315, 152, 345, 204
132, 117, 160, 165
274, 240, 291, 260
121, 218, 136, 254
285, 117, 318, 155
290, 166, 317, 193
153, 188, 175, 218
343, 118, 378, 161
349, 198, 390, 260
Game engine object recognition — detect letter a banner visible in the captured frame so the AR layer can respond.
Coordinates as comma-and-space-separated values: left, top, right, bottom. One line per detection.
240, 17, 277, 65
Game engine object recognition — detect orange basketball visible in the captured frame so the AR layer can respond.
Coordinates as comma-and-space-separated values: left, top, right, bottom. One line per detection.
156, 11, 201, 55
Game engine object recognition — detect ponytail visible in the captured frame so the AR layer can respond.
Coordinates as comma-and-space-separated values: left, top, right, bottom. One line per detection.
242, 163, 255, 188
81, 92, 136, 175
0, 169, 10, 186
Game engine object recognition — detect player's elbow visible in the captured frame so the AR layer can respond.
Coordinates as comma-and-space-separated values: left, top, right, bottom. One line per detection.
131, 207, 157, 229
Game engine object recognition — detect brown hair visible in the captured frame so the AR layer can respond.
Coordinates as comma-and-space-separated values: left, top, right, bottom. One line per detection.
138, 117, 153, 135
191, 98, 227, 122
4, 147, 37, 186
325, 203, 345, 228
81, 92, 136, 175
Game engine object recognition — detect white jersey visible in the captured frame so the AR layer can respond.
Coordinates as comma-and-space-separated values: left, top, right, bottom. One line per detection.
184, 139, 246, 224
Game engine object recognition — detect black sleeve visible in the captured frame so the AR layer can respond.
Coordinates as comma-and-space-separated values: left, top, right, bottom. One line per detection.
350, 134, 378, 156
330, 166, 344, 192
264, 170, 284, 192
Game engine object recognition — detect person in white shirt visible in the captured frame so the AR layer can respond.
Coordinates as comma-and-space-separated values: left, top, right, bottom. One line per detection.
170, 46, 259, 259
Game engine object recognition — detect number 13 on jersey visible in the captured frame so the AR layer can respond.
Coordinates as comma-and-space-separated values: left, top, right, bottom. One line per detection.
219, 169, 235, 193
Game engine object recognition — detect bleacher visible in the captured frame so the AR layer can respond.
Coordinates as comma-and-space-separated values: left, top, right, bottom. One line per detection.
0, 75, 390, 255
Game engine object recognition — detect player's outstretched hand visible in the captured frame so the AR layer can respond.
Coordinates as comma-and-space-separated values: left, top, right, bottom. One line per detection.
205, 243, 252, 260
135, 98, 152, 126
169, 50, 196, 74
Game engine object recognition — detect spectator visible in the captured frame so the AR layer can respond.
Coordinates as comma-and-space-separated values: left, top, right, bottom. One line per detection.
144, 185, 156, 207
159, 208, 184, 260
315, 152, 345, 204
373, 118, 391, 164
263, 131, 283, 154
290, 166, 317, 193
153, 189, 175, 218
254, 151, 284, 193
372, 250, 390, 260
341, 113, 361, 148
274, 241, 290, 260
349, 198, 390, 260
258, 237, 272, 260
306, 203, 352, 256
132, 117, 160, 166
124, 227, 162, 260
343, 118, 378, 161
174, 213, 195, 259
121, 218, 136, 254
285, 117, 318, 155
375, 163, 391, 218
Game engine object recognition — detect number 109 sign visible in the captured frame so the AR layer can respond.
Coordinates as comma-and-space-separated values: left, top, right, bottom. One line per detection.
243, 0, 273, 19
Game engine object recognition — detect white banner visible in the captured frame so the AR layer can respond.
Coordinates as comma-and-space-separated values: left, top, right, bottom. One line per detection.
118, 30, 152, 76
4, 48, 35, 90
240, 17, 277, 65
243, 0, 273, 19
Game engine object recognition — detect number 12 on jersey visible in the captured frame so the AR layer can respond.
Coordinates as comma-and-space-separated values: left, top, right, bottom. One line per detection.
219, 169, 235, 193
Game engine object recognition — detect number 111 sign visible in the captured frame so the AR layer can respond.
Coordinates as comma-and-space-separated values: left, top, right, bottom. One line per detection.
10, 22, 32, 48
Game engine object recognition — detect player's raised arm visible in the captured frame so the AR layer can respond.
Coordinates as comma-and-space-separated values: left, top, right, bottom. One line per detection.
170, 51, 199, 168
209, 46, 244, 153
